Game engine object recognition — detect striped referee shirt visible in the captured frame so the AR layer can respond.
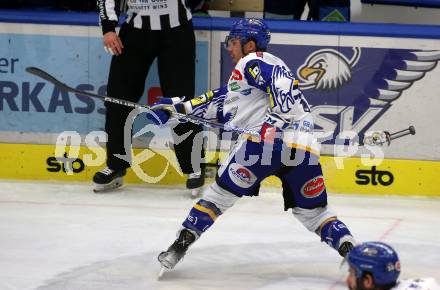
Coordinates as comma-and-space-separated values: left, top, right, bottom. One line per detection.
97, 0, 192, 34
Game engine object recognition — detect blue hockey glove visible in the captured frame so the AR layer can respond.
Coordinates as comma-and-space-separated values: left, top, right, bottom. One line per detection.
150, 97, 184, 113
147, 97, 186, 125
149, 97, 187, 125
146, 109, 171, 125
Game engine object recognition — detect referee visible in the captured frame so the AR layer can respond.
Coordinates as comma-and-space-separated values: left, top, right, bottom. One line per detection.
94, 0, 205, 195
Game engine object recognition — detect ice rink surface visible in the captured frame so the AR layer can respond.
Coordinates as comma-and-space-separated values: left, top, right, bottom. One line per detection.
1, 180, 439, 290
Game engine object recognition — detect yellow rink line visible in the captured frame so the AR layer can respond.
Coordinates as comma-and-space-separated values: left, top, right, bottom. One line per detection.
0, 143, 439, 196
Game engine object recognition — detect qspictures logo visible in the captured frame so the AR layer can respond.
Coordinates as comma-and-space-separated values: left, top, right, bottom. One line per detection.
47, 131, 107, 176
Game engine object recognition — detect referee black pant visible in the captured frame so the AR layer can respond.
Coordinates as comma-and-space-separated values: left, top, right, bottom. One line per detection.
104, 20, 204, 174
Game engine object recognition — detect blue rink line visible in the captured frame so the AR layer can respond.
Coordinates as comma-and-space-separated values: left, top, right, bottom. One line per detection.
1, 9, 440, 39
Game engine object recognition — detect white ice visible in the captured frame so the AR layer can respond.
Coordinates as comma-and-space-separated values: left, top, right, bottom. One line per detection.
0, 180, 439, 290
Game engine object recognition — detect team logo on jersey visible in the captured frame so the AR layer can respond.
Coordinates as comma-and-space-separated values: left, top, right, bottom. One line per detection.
248, 63, 261, 79
230, 69, 243, 81
228, 163, 257, 188
301, 176, 325, 198
271, 66, 302, 113
248, 62, 265, 86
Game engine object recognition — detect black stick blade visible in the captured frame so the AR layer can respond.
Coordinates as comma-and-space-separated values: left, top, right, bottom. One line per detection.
25, 66, 71, 92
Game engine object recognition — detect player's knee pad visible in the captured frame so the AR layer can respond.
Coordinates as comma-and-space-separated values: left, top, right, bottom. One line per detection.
202, 182, 240, 213
182, 199, 223, 236
292, 206, 337, 232
319, 219, 354, 251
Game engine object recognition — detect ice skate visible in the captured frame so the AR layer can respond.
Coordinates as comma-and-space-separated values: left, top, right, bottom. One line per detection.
93, 167, 126, 193
187, 170, 205, 198
157, 229, 196, 276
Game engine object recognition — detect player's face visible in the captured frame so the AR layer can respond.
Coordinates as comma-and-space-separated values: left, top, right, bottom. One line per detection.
346, 267, 374, 290
346, 267, 359, 290
226, 37, 244, 64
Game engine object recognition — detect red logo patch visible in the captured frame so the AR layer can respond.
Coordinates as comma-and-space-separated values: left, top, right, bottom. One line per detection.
236, 168, 251, 181
230, 69, 243, 81
256, 51, 263, 58
301, 176, 325, 198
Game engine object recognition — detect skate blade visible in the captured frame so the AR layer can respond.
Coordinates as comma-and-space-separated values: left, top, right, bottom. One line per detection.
93, 177, 123, 193
157, 266, 168, 280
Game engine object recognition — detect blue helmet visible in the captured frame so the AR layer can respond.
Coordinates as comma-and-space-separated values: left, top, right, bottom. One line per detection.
347, 242, 401, 286
225, 18, 271, 50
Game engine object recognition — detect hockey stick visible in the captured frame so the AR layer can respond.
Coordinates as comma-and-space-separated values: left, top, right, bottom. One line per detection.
25, 66, 260, 137
363, 126, 416, 146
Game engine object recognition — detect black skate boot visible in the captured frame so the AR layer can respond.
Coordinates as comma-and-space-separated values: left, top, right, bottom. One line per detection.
186, 164, 206, 198
158, 229, 196, 271
93, 167, 126, 193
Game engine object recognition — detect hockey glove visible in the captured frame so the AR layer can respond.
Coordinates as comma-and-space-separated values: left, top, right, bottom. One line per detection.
260, 112, 289, 144
150, 97, 185, 114
146, 109, 171, 125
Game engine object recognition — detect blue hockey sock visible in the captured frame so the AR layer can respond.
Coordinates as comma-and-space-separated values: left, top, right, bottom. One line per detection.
182, 199, 223, 236
320, 219, 353, 251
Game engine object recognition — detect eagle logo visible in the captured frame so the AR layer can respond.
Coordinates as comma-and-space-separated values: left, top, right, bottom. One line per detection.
297, 47, 361, 90
294, 47, 440, 143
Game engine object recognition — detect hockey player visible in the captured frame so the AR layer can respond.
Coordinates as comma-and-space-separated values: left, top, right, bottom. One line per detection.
147, 18, 356, 272
346, 241, 440, 290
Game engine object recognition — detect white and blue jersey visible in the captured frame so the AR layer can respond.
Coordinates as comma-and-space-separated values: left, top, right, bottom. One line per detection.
179, 51, 328, 209
182, 52, 314, 144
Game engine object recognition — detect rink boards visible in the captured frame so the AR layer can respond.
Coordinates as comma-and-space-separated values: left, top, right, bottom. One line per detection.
0, 143, 439, 196
0, 12, 440, 196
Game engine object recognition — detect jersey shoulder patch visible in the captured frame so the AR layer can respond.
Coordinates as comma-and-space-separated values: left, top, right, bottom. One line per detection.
243, 57, 274, 89
245, 60, 265, 87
